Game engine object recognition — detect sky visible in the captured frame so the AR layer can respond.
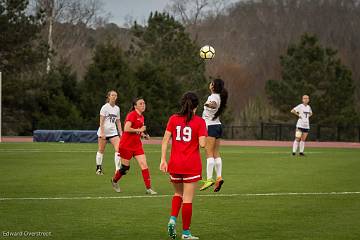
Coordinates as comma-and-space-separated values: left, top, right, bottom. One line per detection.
103, 0, 173, 27
103, 0, 240, 27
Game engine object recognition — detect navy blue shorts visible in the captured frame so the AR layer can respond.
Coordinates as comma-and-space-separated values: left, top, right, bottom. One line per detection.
207, 124, 223, 139
98, 135, 119, 140
297, 127, 309, 133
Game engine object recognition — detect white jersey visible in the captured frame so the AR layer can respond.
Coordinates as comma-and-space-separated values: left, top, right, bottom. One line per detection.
97, 103, 120, 137
293, 104, 312, 129
202, 93, 221, 126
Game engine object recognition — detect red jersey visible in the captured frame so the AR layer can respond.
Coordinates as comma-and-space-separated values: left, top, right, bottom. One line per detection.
119, 110, 144, 150
166, 114, 207, 175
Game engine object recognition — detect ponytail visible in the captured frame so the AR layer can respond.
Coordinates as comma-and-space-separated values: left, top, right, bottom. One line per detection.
177, 92, 199, 123
212, 79, 228, 120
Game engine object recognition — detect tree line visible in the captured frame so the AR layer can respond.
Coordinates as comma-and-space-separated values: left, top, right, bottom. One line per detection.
1, 0, 359, 136
1, 1, 208, 135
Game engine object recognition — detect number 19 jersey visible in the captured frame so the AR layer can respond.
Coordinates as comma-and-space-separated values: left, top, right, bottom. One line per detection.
166, 114, 208, 175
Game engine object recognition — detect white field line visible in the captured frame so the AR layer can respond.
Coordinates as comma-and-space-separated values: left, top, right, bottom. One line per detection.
1, 191, 359, 201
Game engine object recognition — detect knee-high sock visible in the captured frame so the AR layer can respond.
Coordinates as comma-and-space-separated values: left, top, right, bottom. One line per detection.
214, 157, 222, 178
170, 195, 183, 218
114, 153, 121, 171
292, 140, 299, 153
206, 157, 215, 180
141, 168, 151, 189
182, 203, 192, 231
96, 152, 103, 166
113, 169, 123, 183
300, 141, 305, 153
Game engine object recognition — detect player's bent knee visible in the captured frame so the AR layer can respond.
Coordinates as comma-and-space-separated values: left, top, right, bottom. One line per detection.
120, 164, 130, 175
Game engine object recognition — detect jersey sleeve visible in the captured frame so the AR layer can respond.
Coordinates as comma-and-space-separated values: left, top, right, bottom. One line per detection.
293, 104, 301, 113
198, 118, 208, 137
309, 106, 313, 114
125, 112, 136, 125
99, 105, 107, 116
166, 115, 175, 132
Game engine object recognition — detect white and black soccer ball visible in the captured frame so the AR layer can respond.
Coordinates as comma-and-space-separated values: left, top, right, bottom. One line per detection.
199, 45, 215, 60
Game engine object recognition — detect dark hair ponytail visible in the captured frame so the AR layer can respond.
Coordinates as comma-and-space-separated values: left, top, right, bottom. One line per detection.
212, 78, 228, 120
177, 92, 199, 123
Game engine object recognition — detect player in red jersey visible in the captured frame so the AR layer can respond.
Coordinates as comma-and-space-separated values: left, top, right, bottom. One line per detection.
111, 97, 157, 195
160, 92, 207, 240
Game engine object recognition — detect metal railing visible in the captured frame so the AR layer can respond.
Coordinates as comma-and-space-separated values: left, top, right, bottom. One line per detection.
222, 123, 360, 142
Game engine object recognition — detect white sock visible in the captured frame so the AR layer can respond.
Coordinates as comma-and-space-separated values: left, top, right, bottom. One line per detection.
300, 141, 305, 153
206, 158, 215, 180
293, 140, 299, 153
114, 153, 121, 171
214, 157, 222, 178
96, 152, 103, 166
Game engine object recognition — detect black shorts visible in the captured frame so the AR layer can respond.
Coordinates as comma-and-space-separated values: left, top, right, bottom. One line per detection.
297, 127, 309, 133
207, 124, 223, 139
98, 135, 119, 140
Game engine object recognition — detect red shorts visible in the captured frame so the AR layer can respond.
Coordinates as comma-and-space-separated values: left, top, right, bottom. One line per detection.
169, 173, 202, 183
119, 148, 144, 160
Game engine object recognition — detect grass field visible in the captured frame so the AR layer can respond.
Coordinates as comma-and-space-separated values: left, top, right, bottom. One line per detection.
0, 143, 360, 240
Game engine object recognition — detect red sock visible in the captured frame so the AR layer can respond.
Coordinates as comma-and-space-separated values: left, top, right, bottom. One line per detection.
182, 203, 192, 231
113, 170, 123, 183
141, 168, 151, 189
171, 195, 183, 217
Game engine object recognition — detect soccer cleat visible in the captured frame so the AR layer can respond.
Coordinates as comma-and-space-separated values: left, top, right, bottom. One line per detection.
292, 152, 296, 156
145, 188, 157, 195
299, 152, 305, 156
182, 233, 199, 239
96, 168, 104, 175
199, 179, 215, 191
110, 178, 121, 193
167, 220, 177, 239
214, 177, 224, 192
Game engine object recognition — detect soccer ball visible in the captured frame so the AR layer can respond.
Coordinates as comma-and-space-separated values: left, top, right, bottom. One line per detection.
199, 45, 215, 60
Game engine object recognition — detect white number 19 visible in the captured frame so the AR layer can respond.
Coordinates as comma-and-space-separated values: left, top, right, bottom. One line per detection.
175, 126, 192, 142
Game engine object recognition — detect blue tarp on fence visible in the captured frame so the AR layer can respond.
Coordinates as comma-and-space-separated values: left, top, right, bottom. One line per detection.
33, 130, 98, 143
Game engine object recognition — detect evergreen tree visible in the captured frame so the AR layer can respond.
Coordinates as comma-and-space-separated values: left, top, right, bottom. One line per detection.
0, 0, 48, 135
266, 33, 359, 126
130, 12, 207, 133
80, 42, 137, 129
33, 64, 83, 130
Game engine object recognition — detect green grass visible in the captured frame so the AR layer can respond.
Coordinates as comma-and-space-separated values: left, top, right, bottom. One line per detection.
0, 143, 360, 239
